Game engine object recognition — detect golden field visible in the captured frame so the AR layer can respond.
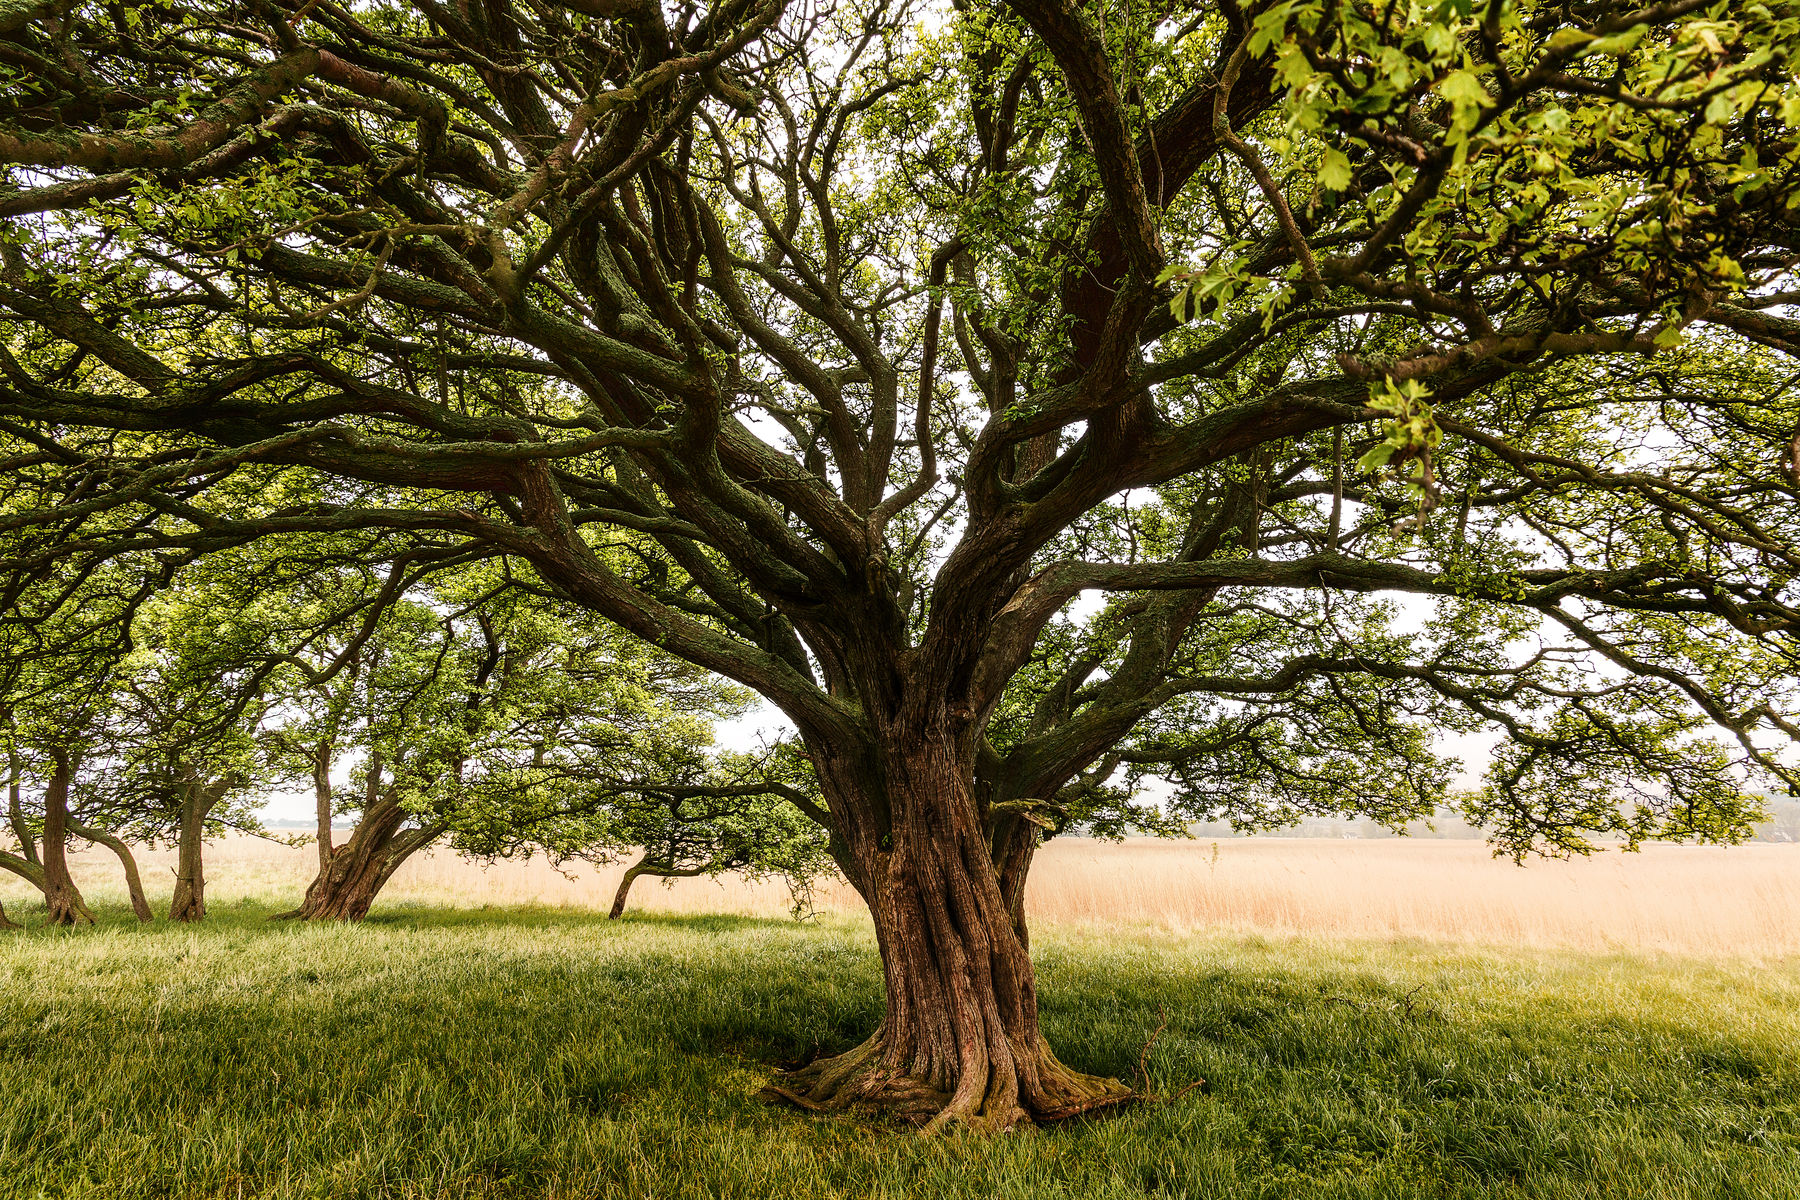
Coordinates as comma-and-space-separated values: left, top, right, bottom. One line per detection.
7, 832, 1797, 957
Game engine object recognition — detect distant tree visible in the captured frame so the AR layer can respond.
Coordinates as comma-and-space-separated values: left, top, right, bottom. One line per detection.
0, 559, 156, 926
1754, 795, 1800, 842
88, 572, 282, 922
3, 0, 1799, 1127
593, 752, 832, 921
450, 738, 832, 919
270, 566, 764, 921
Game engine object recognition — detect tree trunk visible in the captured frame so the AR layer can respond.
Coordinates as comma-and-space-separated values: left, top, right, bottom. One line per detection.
609, 859, 648, 920
763, 725, 1129, 1131
608, 855, 706, 919
69, 822, 153, 923
6, 746, 36, 865
313, 742, 333, 872
0, 899, 18, 930
274, 795, 438, 921
39, 750, 93, 926
168, 779, 227, 923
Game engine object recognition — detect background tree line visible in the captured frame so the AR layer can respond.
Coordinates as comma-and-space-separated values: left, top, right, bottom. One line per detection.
0, 540, 831, 929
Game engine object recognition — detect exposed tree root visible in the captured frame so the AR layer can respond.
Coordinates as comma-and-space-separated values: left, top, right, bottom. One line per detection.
763, 1008, 1210, 1133
760, 1033, 1133, 1132
44, 885, 94, 926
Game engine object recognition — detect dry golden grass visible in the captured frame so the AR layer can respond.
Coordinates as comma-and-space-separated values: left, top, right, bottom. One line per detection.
9, 833, 1798, 957
1031, 837, 1800, 957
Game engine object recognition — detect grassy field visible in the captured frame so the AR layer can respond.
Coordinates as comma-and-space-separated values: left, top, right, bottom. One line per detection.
2, 898, 1799, 1198
4, 840, 1799, 1198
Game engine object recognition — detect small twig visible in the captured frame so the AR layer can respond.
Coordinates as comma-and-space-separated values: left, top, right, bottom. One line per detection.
1134, 1006, 1167, 1091
1323, 984, 1439, 1024
1132, 1005, 1204, 1106
286, 0, 326, 30
1396, 983, 1440, 1025
294, 235, 393, 322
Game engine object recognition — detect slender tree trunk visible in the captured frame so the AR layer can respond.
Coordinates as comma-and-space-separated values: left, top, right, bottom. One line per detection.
39, 750, 93, 926
168, 779, 228, 923
764, 721, 1128, 1130
608, 855, 706, 919
275, 795, 438, 921
313, 742, 333, 873
6, 746, 36, 866
0, 899, 18, 930
609, 858, 649, 920
68, 822, 153, 923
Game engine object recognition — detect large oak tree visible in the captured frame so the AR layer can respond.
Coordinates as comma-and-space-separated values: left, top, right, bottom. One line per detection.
3, 0, 1799, 1127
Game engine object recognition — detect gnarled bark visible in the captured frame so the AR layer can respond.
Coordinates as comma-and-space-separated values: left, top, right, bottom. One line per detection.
763, 722, 1129, 1131
68, 822, 153, 923
39, 750, 93, 926
275, 792, 439, 921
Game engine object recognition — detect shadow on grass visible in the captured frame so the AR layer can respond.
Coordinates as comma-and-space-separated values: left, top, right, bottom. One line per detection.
2, 899, 1797, 1199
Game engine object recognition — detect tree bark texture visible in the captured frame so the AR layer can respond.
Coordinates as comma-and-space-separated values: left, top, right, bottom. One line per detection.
277, 793, 438, 921
764, 720, 1128, 1131
313, 742, 334, 873
39, 751, 93, 926
69, 821, 153, 923
0, 848, 44, 890
168, 779, 229, 923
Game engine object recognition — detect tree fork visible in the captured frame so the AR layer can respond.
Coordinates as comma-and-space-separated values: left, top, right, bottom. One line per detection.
275, 797, 438, 921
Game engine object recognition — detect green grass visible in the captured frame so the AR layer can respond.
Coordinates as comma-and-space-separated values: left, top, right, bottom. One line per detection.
2, 901, 1797, 1199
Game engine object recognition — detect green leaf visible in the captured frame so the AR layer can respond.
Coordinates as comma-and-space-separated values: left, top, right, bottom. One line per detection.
1544, 28, 1593, 53
1318, 147, 1353, 192
1358, 443, 1396, 471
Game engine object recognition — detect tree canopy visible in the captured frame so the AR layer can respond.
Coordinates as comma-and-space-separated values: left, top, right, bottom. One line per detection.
3, 0, 1798, 1129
